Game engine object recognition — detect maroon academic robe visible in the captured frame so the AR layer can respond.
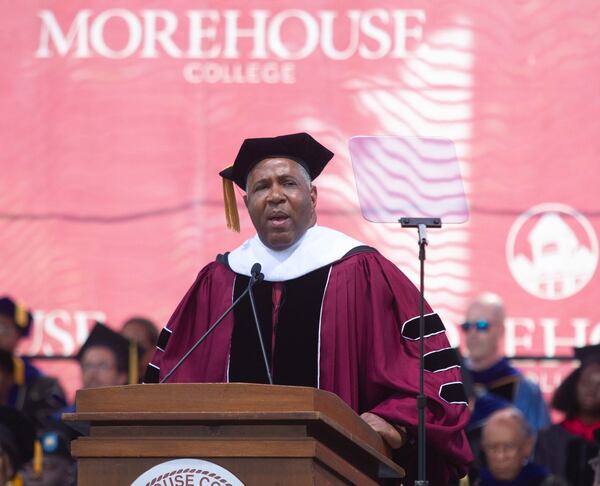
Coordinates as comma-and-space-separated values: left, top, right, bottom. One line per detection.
148, 249, 473, 484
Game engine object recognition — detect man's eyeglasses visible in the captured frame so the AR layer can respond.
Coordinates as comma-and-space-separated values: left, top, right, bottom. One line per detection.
461, 320, 490, 332
481, 442, 520, 455
81, 362, 116, 373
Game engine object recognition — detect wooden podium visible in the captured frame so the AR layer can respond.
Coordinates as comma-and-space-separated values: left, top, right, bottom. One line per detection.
63, 383, 404, 485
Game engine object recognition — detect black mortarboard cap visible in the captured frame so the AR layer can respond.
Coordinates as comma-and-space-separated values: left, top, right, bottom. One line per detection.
574, 343, 600, 365
77, 322, 139, 384
0, 406, 35, 472
220, 132, 334, 189
219, 133, 334, 232
0, 296, 33, 337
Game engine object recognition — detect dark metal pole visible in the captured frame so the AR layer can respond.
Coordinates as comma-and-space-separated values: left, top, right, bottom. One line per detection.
415, 224, 429, 486
400, 218, 439, 486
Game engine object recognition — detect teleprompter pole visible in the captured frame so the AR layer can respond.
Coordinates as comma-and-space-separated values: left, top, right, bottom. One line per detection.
400, 217, 442, 486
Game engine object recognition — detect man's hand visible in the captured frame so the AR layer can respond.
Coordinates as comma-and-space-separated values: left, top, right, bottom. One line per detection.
360, 412, 406, 449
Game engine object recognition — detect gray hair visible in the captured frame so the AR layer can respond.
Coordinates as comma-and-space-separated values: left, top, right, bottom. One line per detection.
483, 407, 532, 440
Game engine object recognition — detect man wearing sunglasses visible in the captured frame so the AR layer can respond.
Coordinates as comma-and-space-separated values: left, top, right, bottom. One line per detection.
460, 293, 550, 477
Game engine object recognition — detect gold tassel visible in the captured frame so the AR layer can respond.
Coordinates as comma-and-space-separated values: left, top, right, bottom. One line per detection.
128, 341, 138, 385
13, 357, 25, 385
222, 177, 240, 232
9, 473, 24, 486
33, 439, 43, 475
15, 303, 27, 329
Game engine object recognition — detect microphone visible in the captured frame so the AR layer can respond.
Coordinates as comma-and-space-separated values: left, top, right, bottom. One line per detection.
250, 263, 265, 284
160, 262, 266, 384
250, 263, 262, 279
246, 263, 272, 384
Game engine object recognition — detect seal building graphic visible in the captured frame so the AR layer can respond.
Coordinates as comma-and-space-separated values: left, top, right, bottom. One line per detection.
506, 203, 598, 300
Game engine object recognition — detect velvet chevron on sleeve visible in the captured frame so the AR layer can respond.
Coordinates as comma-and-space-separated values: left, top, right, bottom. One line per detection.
319, 251, 472, 485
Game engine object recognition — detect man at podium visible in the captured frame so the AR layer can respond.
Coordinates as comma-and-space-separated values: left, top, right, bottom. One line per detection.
145, 132, 473, 484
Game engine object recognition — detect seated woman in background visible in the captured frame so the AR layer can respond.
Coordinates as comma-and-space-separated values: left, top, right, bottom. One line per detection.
535, 344, 600, 486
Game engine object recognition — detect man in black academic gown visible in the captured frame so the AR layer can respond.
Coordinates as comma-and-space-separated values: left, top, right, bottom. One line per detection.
146, 132, 473, 484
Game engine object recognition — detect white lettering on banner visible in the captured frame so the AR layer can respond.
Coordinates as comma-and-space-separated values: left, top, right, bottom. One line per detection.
392, 10, 426, 57
90, 9, 143, 58
504, 317, 535, 357
36, 8, 426, 61
19, 310, 106, 357
540, 317, 588, 357
359, 9, 392, 60
183, 61, 295, 84
504, 316, 600, 357
42, 310, 75, 356
36, 9, 93, 57
222, 10, 269, 58
591, 324, 600, 343
141, 9, 182, 58
130, 458, 244, 486
267, 9, 320, 60
320, 10, 361, 60
186, 10, 221, 58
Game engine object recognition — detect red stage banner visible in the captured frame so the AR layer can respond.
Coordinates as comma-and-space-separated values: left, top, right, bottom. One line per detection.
1, 1, 598, 400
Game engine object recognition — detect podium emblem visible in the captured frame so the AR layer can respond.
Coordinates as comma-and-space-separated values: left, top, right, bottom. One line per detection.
131, 458, 245, 486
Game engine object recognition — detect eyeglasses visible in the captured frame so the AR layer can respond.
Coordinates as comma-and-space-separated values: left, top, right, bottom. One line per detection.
461, 320, 490, 332
482, 442, 520, 455
81, 362, 116, 373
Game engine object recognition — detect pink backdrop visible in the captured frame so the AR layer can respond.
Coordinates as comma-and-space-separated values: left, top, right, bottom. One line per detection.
1, 1, 599, 401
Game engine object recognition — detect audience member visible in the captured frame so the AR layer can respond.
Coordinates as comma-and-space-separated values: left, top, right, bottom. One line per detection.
475, 408, 566, 485
462, 293, 550, 432
535, 344, 600, 486
20, 426, 76, 486
0, 297, 65, 429
0, 406, 35, 485
120, 316, 158, 382
459, 293, 550, 481
0, 296, 41, 402
77, 322, 137, 390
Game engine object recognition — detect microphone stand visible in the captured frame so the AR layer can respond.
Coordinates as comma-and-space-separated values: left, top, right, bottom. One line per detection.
400, 216, 441, 486
160, 265, 266, 384
247, 268, 273, 385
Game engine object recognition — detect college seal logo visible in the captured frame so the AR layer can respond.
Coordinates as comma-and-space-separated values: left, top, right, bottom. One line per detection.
506, 203, 598, 300
130, 458, 245, 486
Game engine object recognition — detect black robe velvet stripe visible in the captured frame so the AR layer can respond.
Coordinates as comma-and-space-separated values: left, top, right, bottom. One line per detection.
228, 265, 330, 387
226, 245, 376, 387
